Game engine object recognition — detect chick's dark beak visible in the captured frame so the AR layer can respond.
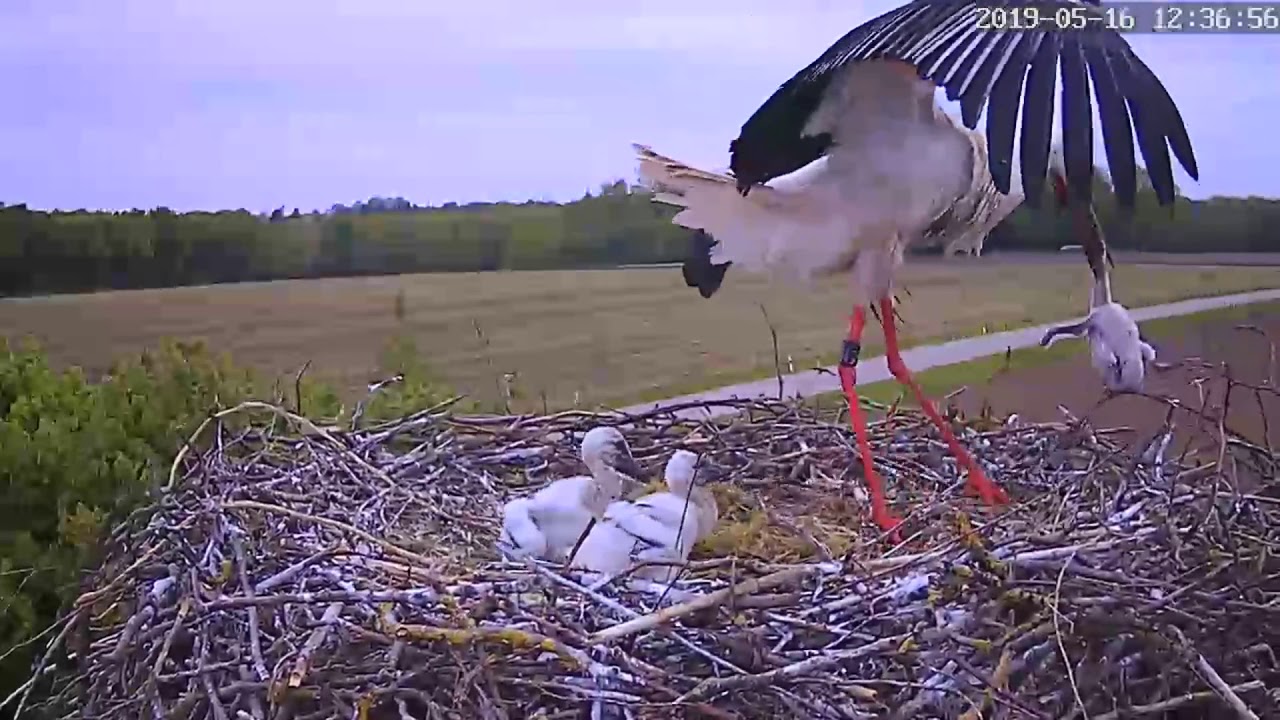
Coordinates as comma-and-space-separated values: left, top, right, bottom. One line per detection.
613, 447, 643, 482
698, 465, 727, 485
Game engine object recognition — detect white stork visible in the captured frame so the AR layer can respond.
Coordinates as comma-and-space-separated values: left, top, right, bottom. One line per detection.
570, 449, 721, 582
1040, 150, 1156, 392
498, 426, 644, 562
633, 1, 1198, 538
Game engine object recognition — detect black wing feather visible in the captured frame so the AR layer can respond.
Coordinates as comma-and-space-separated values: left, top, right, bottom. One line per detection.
958, 31, 1016, 128
984, 34, 1035, 196
1019, 32, 1059, 207
681, 230, 731, 299
727, 3, 928, 192
727, 0, 1198, 210
1059, 35, 1094, 205
941, 29, 987, 103
1115, 55, 1176, 206
1084, 40, 1137, 208
1125, 51, 1199, 194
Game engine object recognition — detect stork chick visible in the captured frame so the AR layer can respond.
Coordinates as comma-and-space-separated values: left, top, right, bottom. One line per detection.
1039, 150, 1155, 393
498, 426, 643, 562
570, 449, 720, 583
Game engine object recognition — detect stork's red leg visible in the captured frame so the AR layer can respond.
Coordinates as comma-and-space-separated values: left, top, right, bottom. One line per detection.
875, 296, 1010, 506
838, 305, 903, 540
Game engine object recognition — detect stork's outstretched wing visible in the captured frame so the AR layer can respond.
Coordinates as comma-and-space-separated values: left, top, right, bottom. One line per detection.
728, 0, 1197, 211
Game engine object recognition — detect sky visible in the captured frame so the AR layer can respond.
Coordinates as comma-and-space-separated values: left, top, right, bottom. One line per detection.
1, 0, 1276, 212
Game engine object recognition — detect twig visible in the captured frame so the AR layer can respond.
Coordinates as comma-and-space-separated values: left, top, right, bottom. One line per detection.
678, 635, 904, 703
760, 304, 784, 401
1168, 626, 1261, 720
1052, 547, 1088, 719
590, 566, 818, 644
222, 499, 440, 577
1091, 681, 1265, 720
293, 359, 311, 415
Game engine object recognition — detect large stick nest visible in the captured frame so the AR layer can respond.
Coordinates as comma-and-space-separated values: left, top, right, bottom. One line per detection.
16, 361, 1280, 719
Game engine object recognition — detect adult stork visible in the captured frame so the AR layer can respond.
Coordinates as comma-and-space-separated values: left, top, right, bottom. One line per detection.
633, 0, 1197, 536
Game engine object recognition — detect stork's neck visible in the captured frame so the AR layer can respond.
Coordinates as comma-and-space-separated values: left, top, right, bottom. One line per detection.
1076, 206, 1112, 305
1053, 172, 1112, 307
1068, 206, 1101, 246
685, 485, 716, 513
677, 485, 718, 546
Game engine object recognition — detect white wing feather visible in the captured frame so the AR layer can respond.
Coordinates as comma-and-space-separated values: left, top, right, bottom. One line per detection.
498, 476, 597, 562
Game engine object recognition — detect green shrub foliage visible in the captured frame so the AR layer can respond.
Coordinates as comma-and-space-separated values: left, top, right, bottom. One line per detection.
0, 336, 454, 714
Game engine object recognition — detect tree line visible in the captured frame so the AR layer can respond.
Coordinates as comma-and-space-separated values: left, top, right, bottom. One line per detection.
2, 171, 1278, 297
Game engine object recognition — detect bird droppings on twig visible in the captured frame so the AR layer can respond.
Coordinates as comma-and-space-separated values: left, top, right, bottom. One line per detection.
16, 361, 1280, 719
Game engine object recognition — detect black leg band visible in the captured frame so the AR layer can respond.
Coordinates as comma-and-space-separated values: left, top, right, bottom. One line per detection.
840, 340, 862, 368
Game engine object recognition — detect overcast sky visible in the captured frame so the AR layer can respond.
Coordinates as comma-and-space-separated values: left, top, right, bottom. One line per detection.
1, 0, 1275, 212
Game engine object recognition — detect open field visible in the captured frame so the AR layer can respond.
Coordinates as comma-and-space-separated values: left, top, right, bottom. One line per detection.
1, 259, 1279, 411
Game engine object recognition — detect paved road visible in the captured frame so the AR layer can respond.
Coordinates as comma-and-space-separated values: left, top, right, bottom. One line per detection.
617, 288, 1280, 422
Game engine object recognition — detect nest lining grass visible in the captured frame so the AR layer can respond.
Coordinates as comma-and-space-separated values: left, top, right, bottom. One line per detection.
13, 361, 1280, 720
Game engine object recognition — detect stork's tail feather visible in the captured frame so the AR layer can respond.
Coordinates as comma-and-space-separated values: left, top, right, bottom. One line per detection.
633, 145, 743, 298
634, 144, 738, 189
633, 142, 838, 295
682, 231, 731, 299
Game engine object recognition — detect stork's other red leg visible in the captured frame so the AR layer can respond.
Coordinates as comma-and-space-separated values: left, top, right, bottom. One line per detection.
875, 296, 1010, 506
838, 305, 903, 540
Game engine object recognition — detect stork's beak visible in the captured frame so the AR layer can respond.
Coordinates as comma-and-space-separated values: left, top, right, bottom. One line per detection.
696, 464, 728, 485
614, 452, 644, 484
1049, 169, 1070, 212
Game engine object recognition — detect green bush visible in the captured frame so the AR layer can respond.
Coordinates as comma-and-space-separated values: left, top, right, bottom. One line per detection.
0, 336, 455, 714
361, 334, 474, 420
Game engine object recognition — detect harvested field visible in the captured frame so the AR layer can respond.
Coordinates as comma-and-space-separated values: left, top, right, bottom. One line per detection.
1, 260, 1278, 411
23, 359, 1279, 719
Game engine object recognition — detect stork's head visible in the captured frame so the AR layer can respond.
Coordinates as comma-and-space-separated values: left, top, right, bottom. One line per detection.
1048, 143, 1069, 210
579, 426, 643, 517
581, 426, 642, 485
664, 450, 698, 486
665, 449, 724, 491
1096, 305, 1158, 393
1108, 342, 1157, 393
